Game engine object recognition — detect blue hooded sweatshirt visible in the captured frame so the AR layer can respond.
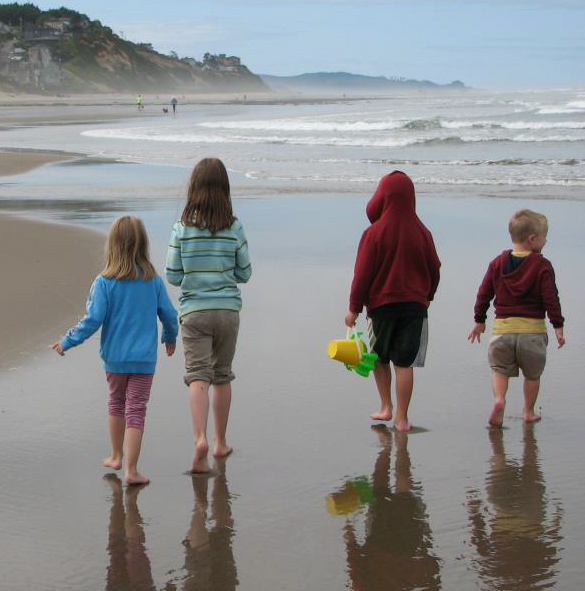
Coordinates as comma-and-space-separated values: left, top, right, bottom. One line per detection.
61, 274, 178, 374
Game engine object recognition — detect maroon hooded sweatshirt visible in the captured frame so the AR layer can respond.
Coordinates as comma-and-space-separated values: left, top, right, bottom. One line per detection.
473, 250, 564, 327
349, 171, 441, 314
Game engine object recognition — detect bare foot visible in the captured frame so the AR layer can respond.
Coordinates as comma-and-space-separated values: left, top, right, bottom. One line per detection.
371, 408, 393, 421
489, 398, 506, 428
125, 472, 150, 486
523, 410, 542, 423
213, 444, 233, 458
191, 440, 210, 473
103, 455, 122, 470
394, 418, 411, 432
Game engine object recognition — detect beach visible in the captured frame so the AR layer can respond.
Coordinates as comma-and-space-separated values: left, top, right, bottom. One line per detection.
1, 90, 584, 591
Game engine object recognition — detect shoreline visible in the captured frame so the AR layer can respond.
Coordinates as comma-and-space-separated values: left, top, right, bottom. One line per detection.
0, 90, 379, 127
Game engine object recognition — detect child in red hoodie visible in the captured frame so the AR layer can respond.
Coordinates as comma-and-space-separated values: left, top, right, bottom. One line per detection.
468, 209, 565, 428
345, 171, 441, 432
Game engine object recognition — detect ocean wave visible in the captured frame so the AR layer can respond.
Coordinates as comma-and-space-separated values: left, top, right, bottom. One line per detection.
354, 158, 584, 167
416, 177, 585, 187
240, 169, 585, 188
197, 119, 403, 132
402, 118, 442, 130
442, 119, 585, 130
82, 126, 585, 148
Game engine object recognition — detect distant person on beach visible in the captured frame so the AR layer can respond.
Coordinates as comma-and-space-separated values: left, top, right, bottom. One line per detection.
52, 216, 178, 485
166, 158, 252, 473
468, 209, 565, 428
171, 96, 178, 114
137, 95, 144, 110
345, 171, 440, 431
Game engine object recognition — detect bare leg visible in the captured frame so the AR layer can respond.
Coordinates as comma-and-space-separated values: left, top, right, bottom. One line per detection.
489, 371, 508, 428
371, 360, 393, 421
104, 415, 125, 470
124, 427, 149, 485
189, 380, 211, 473
393, 365, 413, 432
523, 378, 542, 423
212, 382, 233, 457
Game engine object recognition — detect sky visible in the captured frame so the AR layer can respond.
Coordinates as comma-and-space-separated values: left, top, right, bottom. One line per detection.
30, 0, 585, 89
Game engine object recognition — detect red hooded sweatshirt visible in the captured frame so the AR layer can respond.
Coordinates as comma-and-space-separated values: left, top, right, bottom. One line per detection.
349, 171, 441, 314
473, 250, 564, 327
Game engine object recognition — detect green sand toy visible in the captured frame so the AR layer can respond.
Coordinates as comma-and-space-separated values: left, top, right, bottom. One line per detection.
344, 330, 377, 378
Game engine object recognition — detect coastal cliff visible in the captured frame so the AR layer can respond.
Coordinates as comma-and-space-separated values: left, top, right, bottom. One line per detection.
0, 4, 268, 93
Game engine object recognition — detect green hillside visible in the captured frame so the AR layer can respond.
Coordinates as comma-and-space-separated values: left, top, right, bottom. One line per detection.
0, 3, 268, 93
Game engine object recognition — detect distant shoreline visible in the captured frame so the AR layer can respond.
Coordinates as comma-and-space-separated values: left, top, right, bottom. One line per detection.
0, 91, 387, 128
0, 90, 388, 107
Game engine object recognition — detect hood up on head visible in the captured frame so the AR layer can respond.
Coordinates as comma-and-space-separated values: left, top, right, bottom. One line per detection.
366, 170, 416, 223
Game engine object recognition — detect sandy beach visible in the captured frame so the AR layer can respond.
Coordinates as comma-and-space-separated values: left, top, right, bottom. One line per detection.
1, 91, 584, 591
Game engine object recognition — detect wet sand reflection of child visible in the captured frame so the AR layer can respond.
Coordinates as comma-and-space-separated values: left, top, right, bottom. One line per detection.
465, 425, 563, 590
164, 459, 237, 591
104, 474, 155, 591
332, 426, 441, 591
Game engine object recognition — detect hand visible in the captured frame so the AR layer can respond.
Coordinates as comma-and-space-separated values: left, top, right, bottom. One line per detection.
554, 327, 565, 348
52, 342, 65, 356
468, 323, 485, 344
345, 311, 358, 327
165, 342, 176, 356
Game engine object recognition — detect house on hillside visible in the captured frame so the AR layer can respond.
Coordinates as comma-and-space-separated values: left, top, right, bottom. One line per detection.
202, 53, 243, 73
43, 17, 72, 34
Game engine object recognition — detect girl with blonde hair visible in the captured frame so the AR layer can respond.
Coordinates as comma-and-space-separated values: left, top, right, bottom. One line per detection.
53, 216, 178, 484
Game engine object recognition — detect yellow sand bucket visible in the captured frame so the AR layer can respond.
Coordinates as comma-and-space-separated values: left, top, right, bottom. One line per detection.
326, 485, 360, 516
328, 329, 366, 366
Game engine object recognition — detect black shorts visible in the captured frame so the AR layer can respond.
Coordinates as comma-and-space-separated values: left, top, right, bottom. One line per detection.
369, 305, 428, 367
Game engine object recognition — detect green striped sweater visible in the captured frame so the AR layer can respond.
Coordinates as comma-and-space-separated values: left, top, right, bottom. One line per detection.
165, 220, 251, 317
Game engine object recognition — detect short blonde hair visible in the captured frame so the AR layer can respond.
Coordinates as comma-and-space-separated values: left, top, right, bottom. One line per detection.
102, 216, 157, 280
508, 209, 548, 243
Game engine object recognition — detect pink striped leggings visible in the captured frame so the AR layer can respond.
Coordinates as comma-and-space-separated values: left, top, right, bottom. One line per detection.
106, 373, 154, 431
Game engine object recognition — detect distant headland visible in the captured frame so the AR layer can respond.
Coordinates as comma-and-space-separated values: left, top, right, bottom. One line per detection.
260, 72, 467, 95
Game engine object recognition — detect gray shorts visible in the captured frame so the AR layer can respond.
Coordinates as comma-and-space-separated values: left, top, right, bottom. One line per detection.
180, 310, 240, 385
488, 333, 548, 380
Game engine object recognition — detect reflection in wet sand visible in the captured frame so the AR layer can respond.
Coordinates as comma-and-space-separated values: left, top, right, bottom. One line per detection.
104, 474, 155, 591
466, 425, 563, 591
165, 459, 237, 591
328, 426, 441, 591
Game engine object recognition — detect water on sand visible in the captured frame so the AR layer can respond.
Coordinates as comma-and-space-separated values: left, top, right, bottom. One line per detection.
1, 89, 584, 590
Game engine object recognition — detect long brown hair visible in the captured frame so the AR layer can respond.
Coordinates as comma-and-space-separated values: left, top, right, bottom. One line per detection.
102, 216, 157, 280
181, 157, 236, 233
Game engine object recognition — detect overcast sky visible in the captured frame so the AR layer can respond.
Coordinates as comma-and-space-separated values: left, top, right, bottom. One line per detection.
32, 0, 584, 89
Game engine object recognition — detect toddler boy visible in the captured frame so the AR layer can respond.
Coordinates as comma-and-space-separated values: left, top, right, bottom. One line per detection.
468, 209, 565, 427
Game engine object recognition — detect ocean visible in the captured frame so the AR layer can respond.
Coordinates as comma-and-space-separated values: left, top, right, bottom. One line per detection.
2, 87, 585, 209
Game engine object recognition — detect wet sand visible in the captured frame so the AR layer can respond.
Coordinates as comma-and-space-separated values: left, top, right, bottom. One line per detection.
0, 147, 105, 369
0, 149, 81, 177
0, 214, 105, 369
1, 111, 584, 591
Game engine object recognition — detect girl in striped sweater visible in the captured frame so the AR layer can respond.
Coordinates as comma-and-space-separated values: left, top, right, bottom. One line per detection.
166, 158, 252, 473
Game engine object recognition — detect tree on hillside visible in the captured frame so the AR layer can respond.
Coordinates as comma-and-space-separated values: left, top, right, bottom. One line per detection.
0, 2, 41, 26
